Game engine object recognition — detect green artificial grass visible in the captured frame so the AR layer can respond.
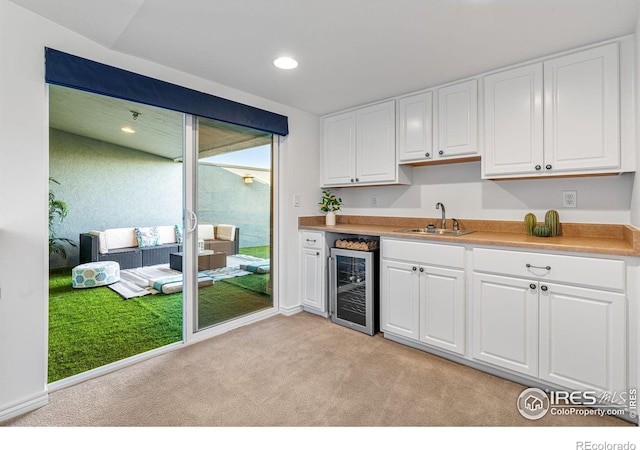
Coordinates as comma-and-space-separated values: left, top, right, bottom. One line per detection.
48, 246, 272, 383
48, 268, 183, 382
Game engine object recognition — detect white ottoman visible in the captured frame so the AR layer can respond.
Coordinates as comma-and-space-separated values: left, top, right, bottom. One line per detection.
72, 261, 120, 288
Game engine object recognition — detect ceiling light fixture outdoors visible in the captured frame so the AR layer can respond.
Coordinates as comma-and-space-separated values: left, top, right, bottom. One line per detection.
121, 111, 140, 133
273, 56, 298, 70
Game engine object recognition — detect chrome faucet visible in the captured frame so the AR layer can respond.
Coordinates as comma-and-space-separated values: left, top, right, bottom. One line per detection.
435, 202, 446, 229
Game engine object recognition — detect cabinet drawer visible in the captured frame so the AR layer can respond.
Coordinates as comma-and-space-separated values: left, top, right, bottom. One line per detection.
301, 231, 323, 249
382, 238, 465, 268
473, 248, 625, 291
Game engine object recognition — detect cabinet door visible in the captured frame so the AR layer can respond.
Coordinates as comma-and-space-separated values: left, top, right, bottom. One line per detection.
472, 273, 538, 377
539, 283, 625, 394
483, 63, 543, 178
381, 259, 420, 340
437, 79, 478, 157
302, 247, 325, 313
322, 111, 356, 186
544, 43, 620, 173
418, 265, 465, 355
398, 92, 433, 162
356, 101, 397, 183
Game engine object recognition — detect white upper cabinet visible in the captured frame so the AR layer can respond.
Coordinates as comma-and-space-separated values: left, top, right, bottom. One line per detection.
544, 43, 620, 173
355, 101, 397, 184
483, 42, 621, 179
398, 92, 434, 163
483, 63, 544, 177
322, 100, 409, 187
321, 111, 356, 186
322, 37, 631, 182
437, 79, 478, 158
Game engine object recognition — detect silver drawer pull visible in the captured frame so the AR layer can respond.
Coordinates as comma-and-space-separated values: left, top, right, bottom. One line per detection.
526, 263, 551, 271
306, 239, 316, 244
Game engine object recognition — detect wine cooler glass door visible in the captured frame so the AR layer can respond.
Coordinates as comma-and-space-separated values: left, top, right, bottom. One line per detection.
331, 248, 374, 335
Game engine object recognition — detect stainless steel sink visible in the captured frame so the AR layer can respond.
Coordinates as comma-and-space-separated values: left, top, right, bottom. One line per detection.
394, 228, 475, 236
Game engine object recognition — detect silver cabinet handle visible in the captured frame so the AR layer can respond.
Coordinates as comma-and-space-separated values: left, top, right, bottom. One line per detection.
306, 238, 316, 244
546, 164, 552, 170
439, 150, 444, 155
535, 165, 541, 170
526, 263, 551, 270
412, 266, 417, 271
419, 267, 424, 272
540, 285, 548, 291
529, 283, 537, 290
425, 152, 430, 157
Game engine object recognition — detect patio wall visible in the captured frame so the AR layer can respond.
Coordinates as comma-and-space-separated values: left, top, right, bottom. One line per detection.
198, 163, 271, 250
49, 128, 183, 268
49, 129, 270, 269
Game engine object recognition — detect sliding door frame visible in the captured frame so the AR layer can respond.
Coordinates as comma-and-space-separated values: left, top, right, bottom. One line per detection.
48, 113, 281, 391
182, 116, 280, 345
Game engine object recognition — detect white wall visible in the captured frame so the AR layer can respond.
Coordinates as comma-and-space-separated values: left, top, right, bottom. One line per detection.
338, 162, 634, 224
0, 0, 320, 420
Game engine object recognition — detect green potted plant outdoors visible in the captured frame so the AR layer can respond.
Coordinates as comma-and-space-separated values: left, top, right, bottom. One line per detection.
49, 177, 76, 260
319, 189, 342, 226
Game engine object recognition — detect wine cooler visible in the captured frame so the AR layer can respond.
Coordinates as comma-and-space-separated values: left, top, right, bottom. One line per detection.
329, 243, 379, 336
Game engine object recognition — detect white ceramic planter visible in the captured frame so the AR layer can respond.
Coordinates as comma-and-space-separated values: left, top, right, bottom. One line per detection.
325, 211, 336, 226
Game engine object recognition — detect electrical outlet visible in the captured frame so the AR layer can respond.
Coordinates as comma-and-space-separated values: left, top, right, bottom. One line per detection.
563, 190, 577, 208
370, 195, 379, 207
293, 193, 300, 207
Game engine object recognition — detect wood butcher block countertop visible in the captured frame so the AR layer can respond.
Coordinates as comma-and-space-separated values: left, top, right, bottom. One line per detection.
298, 215, 640, 257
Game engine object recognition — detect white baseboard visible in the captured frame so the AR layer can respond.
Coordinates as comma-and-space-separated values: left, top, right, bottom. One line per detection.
279, 304, 303, 316
0, 391, 48, 423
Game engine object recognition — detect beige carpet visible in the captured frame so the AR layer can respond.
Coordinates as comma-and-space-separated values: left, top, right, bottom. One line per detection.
2, 312, 632, 427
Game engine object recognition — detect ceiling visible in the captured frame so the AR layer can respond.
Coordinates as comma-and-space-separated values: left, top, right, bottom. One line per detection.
12, 0, 640, 116
50, 85, 272, 159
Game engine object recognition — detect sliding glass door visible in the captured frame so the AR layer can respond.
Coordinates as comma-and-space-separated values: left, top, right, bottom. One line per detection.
192, 117, 274, 331
48, 85, 277, 384
48, 85, 185, 383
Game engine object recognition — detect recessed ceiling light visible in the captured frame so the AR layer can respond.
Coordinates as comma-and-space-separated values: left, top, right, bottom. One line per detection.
273, 56, 299, 70
121, 126, 135, 134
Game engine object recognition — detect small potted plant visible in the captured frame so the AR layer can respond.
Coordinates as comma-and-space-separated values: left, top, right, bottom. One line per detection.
319, 189, 342, 226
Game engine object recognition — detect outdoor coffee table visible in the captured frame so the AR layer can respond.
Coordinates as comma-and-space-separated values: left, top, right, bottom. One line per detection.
169, 250, 227, 272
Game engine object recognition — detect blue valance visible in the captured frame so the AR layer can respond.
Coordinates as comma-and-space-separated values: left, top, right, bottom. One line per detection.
45, 48, 288, 136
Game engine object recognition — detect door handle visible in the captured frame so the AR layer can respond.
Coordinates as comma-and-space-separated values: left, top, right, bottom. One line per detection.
526, 263, 551, 271
186, 209, 198, 233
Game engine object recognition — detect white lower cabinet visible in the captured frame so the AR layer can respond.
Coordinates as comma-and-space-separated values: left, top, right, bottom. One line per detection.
381, 239, 465, 355
539, 283, 625, 393
418, 265, 465, 354
471, 247, 626, 395
300, 231, 327, 316
472, 273, 539, 377
381, 259, 420, 340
